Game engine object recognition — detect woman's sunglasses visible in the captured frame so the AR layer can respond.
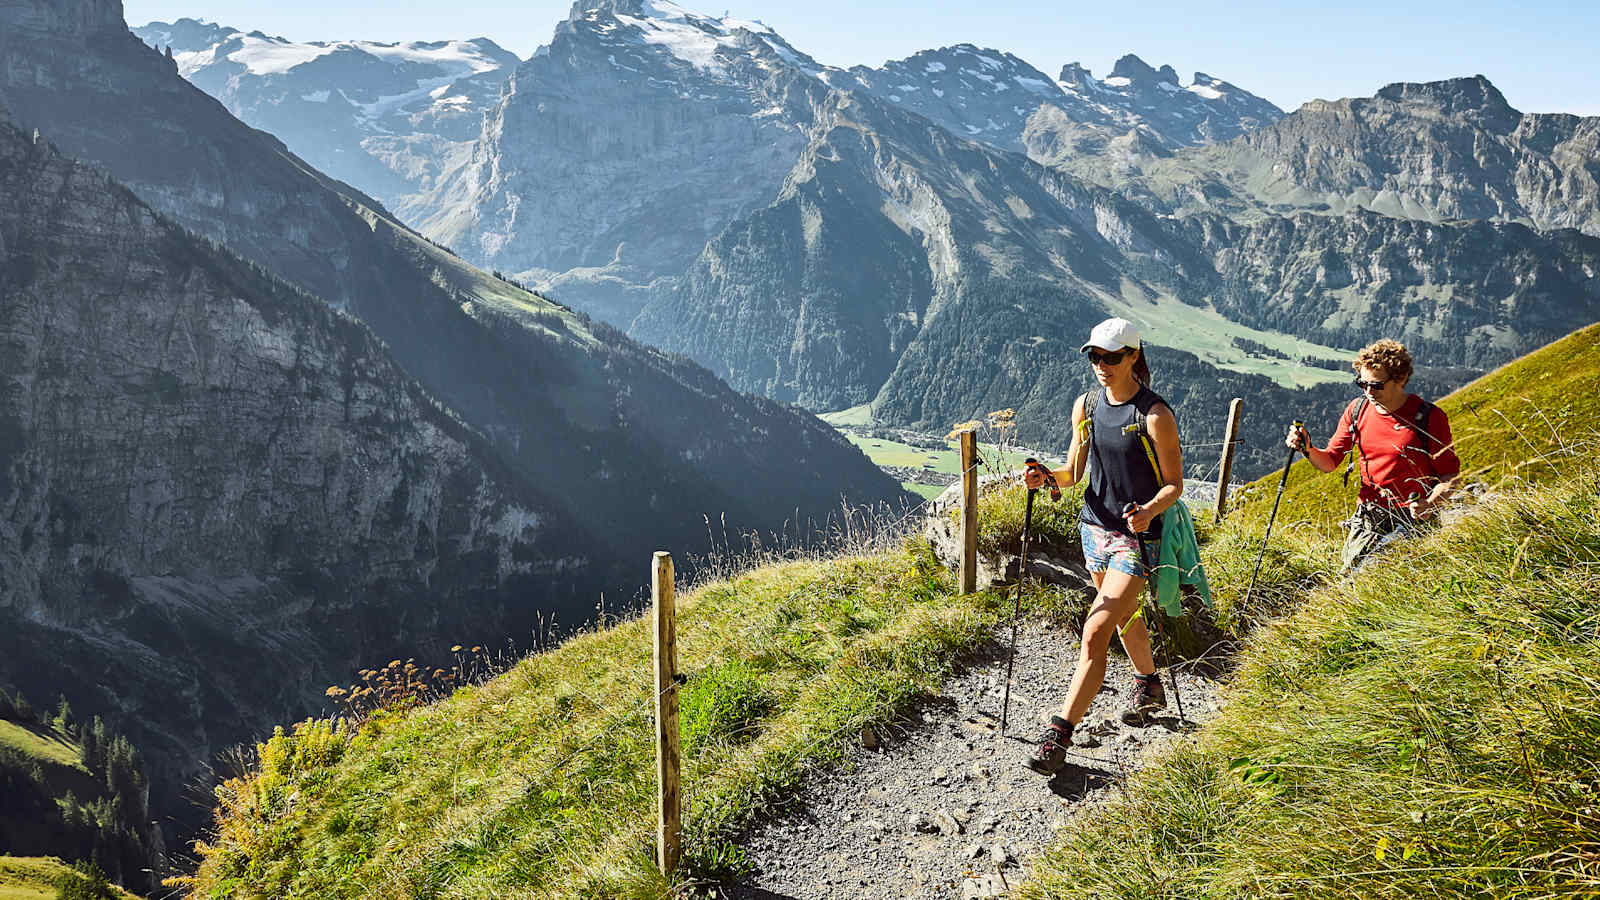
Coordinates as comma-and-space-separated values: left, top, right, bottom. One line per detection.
1353, 377, 1391, 391
1086, 348, 1130, 366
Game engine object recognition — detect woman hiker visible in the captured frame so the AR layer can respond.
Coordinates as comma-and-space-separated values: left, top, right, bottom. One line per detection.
1022, 317, 1184, 776
1285, 339, 1460, 572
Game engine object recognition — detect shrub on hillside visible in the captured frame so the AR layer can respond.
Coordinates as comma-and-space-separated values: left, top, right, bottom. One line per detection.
53, 860, 117, 900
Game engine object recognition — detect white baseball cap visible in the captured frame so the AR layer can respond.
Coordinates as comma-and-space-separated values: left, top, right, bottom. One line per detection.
1081, 317, 1140, 353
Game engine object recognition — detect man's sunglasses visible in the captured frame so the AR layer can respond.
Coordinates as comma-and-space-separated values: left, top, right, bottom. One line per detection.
1086, 348, 1130, 366
1353, 377, 1391, 391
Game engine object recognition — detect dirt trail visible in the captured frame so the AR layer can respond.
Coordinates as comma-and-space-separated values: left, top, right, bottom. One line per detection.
721, 620, 1222, 899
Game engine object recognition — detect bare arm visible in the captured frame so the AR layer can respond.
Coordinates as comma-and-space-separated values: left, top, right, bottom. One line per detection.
1126, 403, 1183, 532
1024, 394, 1089, 491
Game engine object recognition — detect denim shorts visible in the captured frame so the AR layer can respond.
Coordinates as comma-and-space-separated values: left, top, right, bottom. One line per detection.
1080, 521, 1160, 578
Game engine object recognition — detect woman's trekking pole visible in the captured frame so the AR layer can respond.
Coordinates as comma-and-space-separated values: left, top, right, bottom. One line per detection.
1244, 420, 1304, 610
998, 474, 1039, 737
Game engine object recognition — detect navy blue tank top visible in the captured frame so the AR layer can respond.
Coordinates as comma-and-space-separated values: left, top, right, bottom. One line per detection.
1081, 386, 1171, 538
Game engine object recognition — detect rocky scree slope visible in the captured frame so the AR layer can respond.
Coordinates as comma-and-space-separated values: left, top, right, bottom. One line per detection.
0, 112, 581, 841
131, 19, 519, 219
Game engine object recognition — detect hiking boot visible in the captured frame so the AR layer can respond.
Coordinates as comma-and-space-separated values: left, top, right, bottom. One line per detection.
1120, 673, 1166, 726
1025, 716, 1072, 776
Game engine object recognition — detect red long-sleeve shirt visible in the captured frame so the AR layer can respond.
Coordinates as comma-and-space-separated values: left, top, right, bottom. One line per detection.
1323, 394, 1460, 508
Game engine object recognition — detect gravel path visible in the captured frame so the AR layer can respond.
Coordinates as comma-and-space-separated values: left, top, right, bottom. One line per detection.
720, 620, 1223, 899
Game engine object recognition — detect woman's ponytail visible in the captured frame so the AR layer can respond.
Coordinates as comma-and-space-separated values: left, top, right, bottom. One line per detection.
1132, 343, 1151, 387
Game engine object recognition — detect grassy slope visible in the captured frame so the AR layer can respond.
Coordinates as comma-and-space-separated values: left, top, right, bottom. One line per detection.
1018, 323, 1600, 897
0, 719, 108, 852
0, 721, 85, 771
1226, 322, 1600, 536
1024, 463, 1600, 900
830, 425, 1065, 500
184, 324, 1599, 899
183, 546, 1063, 898
0, 857, 142, 900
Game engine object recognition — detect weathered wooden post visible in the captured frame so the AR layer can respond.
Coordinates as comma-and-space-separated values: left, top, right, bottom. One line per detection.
959, 429, 979, 593
1214, 398, 1244, 522
652, 551, 681, 876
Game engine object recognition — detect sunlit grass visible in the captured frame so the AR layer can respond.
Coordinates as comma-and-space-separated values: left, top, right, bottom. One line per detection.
1023, 463, 1600, 900
182, 539, 1056, 898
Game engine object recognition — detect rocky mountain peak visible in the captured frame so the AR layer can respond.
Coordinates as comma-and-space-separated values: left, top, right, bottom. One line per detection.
1374, 74, 1518, 124
1, 0, 124, 36
567, 0, 770, 34
134, 17, 239, 53
1058, 61, 1092, 88
567, 0, 643, 22
1109, 53, 1175, 84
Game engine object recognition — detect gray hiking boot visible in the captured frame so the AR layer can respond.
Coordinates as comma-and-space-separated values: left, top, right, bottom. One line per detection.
1120, 673, 1166, 725
1025, 716, 1073, 775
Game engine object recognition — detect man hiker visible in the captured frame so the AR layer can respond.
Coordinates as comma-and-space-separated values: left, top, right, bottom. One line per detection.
1020, 318, 1186, 776
1286, 339, 1461, 571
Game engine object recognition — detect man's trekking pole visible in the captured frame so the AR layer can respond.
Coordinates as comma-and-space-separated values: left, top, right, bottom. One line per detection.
998, 460, 1045, 736
1124, 503, 1185, 725
1244, 420, 1304, 610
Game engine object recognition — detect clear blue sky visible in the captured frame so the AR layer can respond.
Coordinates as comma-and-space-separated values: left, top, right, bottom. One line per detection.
123, 0, 1600, 116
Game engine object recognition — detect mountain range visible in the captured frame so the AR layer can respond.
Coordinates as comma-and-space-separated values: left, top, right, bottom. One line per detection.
135, 18, 518, 216
1, 0, 906, 851
146, 0, 1600, 484
8, 0, 1600, 872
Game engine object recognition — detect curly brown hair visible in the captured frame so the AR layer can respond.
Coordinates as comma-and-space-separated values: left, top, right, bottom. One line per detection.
1353, 339, 1413, 384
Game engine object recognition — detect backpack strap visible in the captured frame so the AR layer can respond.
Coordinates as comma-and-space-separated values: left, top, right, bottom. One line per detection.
1411, 399, 1435, 457
1342, 396, 1369, 489
1123, 407, 1163, 482
1078, 389, 1098, 450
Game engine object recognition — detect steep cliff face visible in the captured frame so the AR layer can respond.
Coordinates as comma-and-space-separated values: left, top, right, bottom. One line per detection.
417, 0, 822, 325
0, 0, 906, 571
1107, 76, 1600, 236
0, 0, 910, 850
634, 78, 1599, 478
131, 20, 518, 215
0, 115, 589, 835
630, 86, 1221, 411
1186, 211, 1600, 368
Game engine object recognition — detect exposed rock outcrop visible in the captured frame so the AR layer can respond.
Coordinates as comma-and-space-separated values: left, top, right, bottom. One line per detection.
0, 114, 583, 838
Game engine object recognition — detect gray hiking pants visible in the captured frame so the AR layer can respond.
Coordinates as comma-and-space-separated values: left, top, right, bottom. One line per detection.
1340, 503, 1432, 573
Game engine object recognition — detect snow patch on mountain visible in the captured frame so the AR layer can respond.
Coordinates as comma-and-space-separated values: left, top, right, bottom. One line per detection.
168, 31, 509, 79
600, 0, 789, 78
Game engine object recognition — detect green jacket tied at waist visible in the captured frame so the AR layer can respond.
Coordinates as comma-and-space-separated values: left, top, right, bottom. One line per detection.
1153, 500, 1211, 616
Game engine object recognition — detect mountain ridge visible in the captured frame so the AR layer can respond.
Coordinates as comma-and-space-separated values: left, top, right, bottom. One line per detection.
1, 0, 910, 850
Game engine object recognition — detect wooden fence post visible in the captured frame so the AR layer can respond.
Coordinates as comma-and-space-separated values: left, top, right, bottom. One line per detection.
653, 551, 681, 876
1214, 398, 1244, 522
959, 429, 978, 594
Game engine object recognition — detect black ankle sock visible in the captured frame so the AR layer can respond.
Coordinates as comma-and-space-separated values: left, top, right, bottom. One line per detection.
1135, 673, 1160, 683
1049, 715, 1073, 735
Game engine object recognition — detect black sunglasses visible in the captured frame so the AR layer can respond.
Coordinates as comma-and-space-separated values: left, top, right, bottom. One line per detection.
1086, 348, 1130, 366
1353, 377, 1391, 391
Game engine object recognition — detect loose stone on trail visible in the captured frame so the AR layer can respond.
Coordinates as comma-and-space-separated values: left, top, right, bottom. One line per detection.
724, 622, 1223, 898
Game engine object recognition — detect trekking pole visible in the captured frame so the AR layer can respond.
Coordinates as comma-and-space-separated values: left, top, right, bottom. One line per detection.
1243, 420, 1304, 610
1124, 503, 1185, 725
998, 462, 1043, 736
